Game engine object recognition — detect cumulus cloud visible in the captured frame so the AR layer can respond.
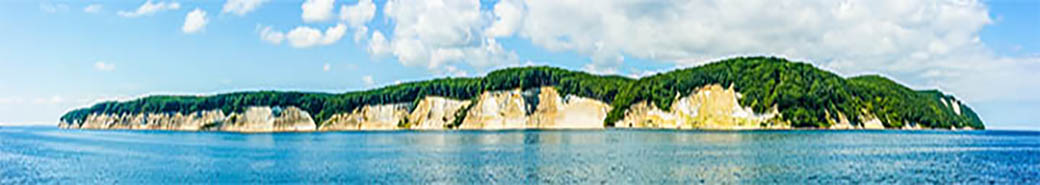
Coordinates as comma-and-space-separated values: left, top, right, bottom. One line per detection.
259, 25, 285, 44
261, 24, 347, 48
486, 0, 523, 37
456, 0, 1036, 104
302, 0, 336, 22
340, 0, 376, 27
444, 65, 469, 77
83, 4, 103, 14
223, 0, 266, 16
497, 0, 983, 72
370, 0, 519, 72
367, 31, 391, 55
288, 24, 347, 48
94, 61, 115, 71
253, 0, 1035, 105
582, 63, 620, 75
914, 52, 1040, 102
118, 1, 180, 17
286, 27, 325, 47
339, 0, 377, 43
182, 8, 208, 34
352, 26, 369, 43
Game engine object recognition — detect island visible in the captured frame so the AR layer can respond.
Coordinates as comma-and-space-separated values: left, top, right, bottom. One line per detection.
58, 57, 984, 132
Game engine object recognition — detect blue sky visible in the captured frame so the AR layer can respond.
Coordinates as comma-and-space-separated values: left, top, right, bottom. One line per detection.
1, 0, 1037, 130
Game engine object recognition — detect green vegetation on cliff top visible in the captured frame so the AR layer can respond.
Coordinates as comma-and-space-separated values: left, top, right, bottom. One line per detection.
60, 57, 984, 129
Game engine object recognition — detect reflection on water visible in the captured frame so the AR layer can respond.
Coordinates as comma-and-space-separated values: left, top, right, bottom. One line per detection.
2, 127, 1039, 184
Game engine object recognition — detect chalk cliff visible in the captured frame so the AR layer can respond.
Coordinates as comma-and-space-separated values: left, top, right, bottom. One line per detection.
406, 96, 471, 130
60, 107, 314, 132
61, 87, 611, 132
613, 84, 784, 129
459, 86, 611, 129
318, 103, 410, 131
60, 57, 985, 131
58, 85, 965, 132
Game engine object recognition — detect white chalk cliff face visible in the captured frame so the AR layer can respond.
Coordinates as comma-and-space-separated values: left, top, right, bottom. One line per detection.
61, 106, 315, 132
319, 103, 410, 131
407, 96, 471, 130
614, 84, 784, 129
459, 86, 612, 129
613, 84, 916, 130
529, 88, 612, 129
220, 107, 316, 132
319, 86, 612, 131
939, 97, 963, 116
61, 110, 226, 131
60, 85, 943, 132
825, 111, 886, 130
60, 86, 613, 132
316, 96, 474, 131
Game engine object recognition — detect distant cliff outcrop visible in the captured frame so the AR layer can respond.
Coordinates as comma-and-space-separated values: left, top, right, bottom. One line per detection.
59, 57, 984, 132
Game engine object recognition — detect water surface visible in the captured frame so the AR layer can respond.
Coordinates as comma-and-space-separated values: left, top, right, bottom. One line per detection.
1, 127, 1038, 184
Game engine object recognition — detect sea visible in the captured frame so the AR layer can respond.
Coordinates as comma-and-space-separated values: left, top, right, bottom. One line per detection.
1, 126, 1038, 184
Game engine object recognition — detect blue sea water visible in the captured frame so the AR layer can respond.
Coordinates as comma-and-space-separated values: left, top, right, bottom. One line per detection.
1, 127, 1038, 184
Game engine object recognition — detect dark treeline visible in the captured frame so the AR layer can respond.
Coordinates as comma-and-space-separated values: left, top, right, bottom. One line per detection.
61, 57, 984, 129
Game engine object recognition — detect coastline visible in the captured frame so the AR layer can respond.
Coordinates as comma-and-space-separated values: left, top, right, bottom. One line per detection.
55, 125, 978, 133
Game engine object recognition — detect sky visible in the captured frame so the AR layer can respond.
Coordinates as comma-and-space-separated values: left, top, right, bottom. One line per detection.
0, 0, 1037, 130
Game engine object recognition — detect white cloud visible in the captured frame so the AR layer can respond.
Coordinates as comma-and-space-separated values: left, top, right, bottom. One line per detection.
367, 31, 391, 55
340, 0, 376, 27
259, 25, 285, 44
223, 0, 267, 16
486, 0, 523, 37
302, 0, 336, 22
458, 0, 1036, 104
353, 26, 369, 43
94, 61, 115, 71
261, 24, 346, 48
182, 8, 208, 34
323, 63, 331, 71
444, 65, 468, 77
40, 2, 69, 13
362, 75, 374, 86
339, 0, 377, 43
322, 24, 347, 44
920, 54, 1040, 103
285, 28, 323, 47
582, 63, 619, 75
371, 0, 519, 72
118, 1, 180, 18
276, 0, 1031, 105
83, 4, 103, 14
288, 24, 347, 48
